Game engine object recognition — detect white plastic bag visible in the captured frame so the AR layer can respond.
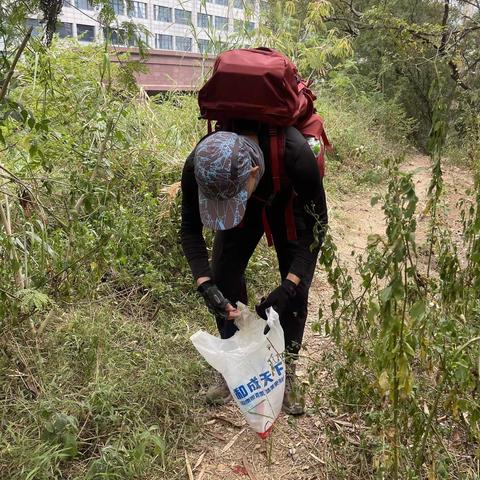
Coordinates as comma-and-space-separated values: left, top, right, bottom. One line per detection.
190, 303, 285, 438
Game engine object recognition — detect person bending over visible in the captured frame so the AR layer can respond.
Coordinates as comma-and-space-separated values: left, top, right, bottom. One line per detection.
180, 122, 328, 415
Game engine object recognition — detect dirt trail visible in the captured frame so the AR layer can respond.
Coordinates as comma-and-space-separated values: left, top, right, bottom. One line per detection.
184, 154, 472, 480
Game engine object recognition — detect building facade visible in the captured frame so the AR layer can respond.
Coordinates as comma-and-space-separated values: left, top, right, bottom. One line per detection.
28, 0, 260, 54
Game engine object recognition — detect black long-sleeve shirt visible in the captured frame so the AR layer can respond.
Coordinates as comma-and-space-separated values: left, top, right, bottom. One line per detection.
180, 126, 328, 281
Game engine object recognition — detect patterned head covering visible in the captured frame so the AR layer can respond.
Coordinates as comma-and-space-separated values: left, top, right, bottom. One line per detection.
194, 131, 265, 230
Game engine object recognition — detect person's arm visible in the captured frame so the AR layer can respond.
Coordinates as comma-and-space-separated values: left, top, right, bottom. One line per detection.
256, 131, 328, 319
180, 152, 240, 319
180, 152, 212, 281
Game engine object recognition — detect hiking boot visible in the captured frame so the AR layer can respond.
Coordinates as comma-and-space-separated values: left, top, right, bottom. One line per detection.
283, 363, 305, 415
206, 375, 232, 406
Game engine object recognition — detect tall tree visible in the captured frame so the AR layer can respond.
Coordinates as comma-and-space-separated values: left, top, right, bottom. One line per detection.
326, 0, 480, 147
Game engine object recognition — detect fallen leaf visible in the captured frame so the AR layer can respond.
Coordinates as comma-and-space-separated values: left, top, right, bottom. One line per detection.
193, 451, 206, 471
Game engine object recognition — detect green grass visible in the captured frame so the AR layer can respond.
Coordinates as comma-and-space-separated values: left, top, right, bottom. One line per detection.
1, 300, 211, 479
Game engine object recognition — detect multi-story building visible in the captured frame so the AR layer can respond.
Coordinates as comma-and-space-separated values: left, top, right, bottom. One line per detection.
28, 0, 260, 54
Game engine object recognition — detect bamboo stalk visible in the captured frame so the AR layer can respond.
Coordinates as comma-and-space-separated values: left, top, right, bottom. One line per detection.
0, 195, 25, 289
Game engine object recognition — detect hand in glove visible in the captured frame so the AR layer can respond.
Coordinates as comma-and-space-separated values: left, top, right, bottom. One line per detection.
197, 281, 239, 320
255, 279, 297, 320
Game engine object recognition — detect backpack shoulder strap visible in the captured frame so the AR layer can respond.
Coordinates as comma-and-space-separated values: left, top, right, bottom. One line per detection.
266, 127, 297, 244
268, 127, 286, 193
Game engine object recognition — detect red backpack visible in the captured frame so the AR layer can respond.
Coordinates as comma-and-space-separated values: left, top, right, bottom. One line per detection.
198, 47, 332, 244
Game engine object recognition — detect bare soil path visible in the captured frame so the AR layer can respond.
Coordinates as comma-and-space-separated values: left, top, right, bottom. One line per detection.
183, 155, 473, 480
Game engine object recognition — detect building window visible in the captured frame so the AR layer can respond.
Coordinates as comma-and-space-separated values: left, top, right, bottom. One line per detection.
103, 27, 136, 46
25, 19, 43, 37
175, 36, 192, 51
215, 0, 228, 5
174, 8, 191, 25
237, 0, 255, 8
154, 5, 172, 22
128, 1, 147, 18
234, 19, 254, 32
104, 27, 123, 45
197, 38, 212, 53
197, 13, 212, 28
77, 24, 95, 42
215, 16, 228, 31
75, 0, 93, 10
110, 0, 124, 15
155, 33, 173, 50
58, 22, 73, 37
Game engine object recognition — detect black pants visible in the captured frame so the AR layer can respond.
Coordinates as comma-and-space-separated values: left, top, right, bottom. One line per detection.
211, 199, 317, 355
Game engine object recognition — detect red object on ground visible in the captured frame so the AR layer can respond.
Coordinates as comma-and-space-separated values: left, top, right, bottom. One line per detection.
257, 423, 274, 439
231, 465, 249, 475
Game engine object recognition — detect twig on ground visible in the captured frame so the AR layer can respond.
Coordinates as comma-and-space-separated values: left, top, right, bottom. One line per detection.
209, 414, 244, 428
184, 450, 194, 480
205, 430, 227, 442
197, 466, 206, 480
242, 455, 258, 480
221, 428, 246, 453
309, 451, 326, 465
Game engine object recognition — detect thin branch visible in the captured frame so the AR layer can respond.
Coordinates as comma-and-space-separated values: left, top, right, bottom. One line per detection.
439, 0, 450, 55
74, 118, 115, 213
0, 27, 33, 103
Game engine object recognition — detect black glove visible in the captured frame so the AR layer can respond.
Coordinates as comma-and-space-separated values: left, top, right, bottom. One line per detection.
256, 279, 297, 320
197, 281, 231, 320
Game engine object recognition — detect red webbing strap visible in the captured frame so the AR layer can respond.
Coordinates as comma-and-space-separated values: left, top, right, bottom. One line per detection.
269, 128, 281, 193
321, 129, 333, 152
208, 120, 213, 134
252, 193, 274, 247
262, 208, 274, 247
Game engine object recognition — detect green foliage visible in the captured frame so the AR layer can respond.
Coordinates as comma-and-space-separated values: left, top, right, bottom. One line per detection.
0, 39, 210, 478
326, 0, 480, 153
0, 40, 203, 307
1, 2, 478, 477
257, 0, 352, 75
316, 154, 480, 477
316, 81, 415, 192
